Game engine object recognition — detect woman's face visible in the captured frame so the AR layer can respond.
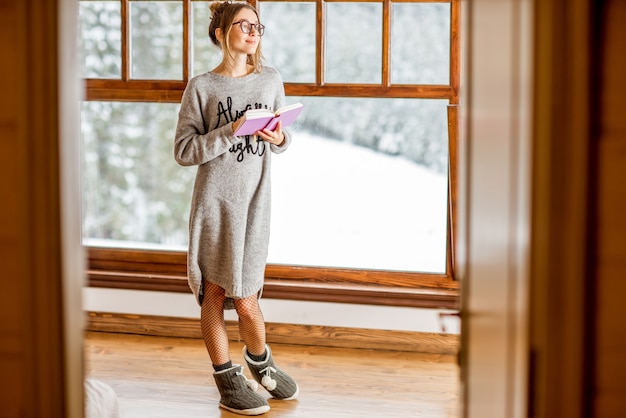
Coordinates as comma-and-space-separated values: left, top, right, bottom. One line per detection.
227, 8, 261, 56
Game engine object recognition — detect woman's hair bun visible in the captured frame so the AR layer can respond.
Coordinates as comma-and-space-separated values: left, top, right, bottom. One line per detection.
209, 1, 225, 15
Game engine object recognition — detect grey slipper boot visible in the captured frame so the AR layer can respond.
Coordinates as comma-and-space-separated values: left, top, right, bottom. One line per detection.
243, 345, 299, 400
213, 364, 270, 416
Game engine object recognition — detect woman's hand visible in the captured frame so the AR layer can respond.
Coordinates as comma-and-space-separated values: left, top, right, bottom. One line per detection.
256, 121, 285, 146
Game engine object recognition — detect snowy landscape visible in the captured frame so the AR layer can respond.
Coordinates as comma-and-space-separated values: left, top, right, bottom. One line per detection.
268, 132, 448, 273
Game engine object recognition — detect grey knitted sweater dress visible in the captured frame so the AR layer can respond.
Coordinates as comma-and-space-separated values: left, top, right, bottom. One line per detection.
174, 66, 291, 307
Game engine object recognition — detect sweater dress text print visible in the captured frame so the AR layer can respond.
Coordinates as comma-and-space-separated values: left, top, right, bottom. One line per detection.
174, 67, 291, 307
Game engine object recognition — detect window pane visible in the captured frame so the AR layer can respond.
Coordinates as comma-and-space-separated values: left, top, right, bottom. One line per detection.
79, 0, 121, 79
260, 2, 316, 83
81, 102, 192, 249
392, 3, 450, 85
269, 97, 449, 273
192, 1, 222, 77
81, 97, 449, 273
130, 1, 183, 80
326, 3, 382, 84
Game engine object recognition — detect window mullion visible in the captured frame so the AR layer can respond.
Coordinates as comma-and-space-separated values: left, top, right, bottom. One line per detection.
317, 0, 325, 85
382, 0, 391, 86
183, 0, 191, 81
450, 0, 460, 103
121, 0, 130, 81
448, 0, 460, 279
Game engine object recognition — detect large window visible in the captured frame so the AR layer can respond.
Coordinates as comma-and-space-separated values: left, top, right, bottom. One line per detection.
80, 0, 460, 307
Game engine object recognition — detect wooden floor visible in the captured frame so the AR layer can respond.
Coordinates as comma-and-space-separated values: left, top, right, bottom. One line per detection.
84, 331, 460, 418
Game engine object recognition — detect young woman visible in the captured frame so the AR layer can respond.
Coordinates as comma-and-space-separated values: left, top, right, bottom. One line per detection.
174, 1, 298, 415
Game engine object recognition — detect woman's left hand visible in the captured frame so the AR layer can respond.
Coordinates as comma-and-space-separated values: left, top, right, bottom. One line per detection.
257, 121, 285, 146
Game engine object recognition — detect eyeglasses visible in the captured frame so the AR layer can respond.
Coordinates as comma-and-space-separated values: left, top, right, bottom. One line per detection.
232, 19, 265, 36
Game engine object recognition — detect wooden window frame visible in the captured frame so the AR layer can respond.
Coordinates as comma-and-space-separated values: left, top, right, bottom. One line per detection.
84, 0, 460, 309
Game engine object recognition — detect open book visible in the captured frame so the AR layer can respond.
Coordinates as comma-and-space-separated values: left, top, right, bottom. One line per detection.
234, 103, 304, 136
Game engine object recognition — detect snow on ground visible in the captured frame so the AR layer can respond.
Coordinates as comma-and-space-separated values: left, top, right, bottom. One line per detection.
268, 132, 448, 273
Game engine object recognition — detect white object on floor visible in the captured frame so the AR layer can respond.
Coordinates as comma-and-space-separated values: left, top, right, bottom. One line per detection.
85, 379, 121, 418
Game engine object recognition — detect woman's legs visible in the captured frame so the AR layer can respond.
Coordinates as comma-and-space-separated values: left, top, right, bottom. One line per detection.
201, 283, 267, 364
200, 281, 231, 367
236, 295, 299, 400
203, 283, 270, 415
233, 294, 266, 357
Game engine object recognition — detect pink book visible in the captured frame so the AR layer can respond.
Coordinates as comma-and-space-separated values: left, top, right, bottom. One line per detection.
234, 103, 304, 136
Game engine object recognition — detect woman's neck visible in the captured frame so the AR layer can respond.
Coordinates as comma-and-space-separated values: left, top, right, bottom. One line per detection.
213, 59, 253, 78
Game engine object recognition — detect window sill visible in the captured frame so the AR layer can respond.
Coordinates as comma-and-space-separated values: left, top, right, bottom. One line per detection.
87, 247, 459, 309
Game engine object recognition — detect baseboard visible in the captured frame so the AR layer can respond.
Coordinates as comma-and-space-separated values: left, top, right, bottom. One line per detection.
86, 311, 459, 355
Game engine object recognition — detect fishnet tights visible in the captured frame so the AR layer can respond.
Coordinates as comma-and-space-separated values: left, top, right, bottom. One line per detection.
200, 281, 267, 367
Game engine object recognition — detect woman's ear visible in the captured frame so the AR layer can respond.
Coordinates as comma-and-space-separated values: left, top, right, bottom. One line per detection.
215, 27, 223, 44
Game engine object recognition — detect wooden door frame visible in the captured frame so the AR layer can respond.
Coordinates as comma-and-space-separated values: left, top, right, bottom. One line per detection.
459, 0, 598, 417
529, 0, 597, 417
458, 0, 533, 417
0, 1, 84, 416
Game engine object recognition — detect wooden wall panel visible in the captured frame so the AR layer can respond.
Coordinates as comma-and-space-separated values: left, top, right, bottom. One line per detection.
85, 311, 460, 355
0, 1, 83, 417
0, 2, 33, 416
527, 0, 597, 417
592, 1, 626, 416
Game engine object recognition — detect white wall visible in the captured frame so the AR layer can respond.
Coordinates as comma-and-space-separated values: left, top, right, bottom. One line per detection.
83, 287, 460, 334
